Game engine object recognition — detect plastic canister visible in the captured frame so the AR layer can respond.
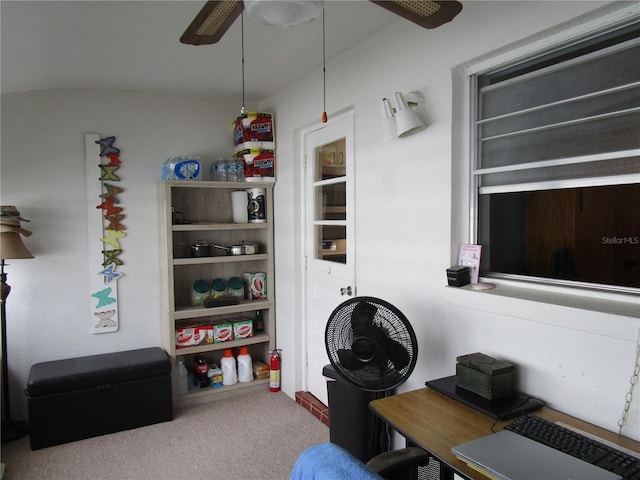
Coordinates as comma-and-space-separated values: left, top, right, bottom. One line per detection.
247, 188, 266, 223
176, 359, 189, 395
237, 347, 253, 383
211, 278, 227, 298
191, 279, 210, 306
228, 276, 244, 299
221, 349, 238, 386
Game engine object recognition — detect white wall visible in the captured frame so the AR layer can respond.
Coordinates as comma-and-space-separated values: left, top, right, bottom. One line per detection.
1, 89, 238, 419
262, 0, 640, 441
1, 1, 639, 443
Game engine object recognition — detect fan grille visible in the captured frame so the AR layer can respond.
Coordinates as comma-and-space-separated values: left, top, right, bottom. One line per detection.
392, 0, 441, 18
196, 1, 243, 36
325, 297, 418, 392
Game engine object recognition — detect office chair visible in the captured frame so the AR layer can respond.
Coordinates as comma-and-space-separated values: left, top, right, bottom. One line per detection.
291, 442, 431, 480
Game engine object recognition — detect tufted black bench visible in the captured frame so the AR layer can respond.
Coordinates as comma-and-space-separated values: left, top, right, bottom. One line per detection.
25, 347, 173, 450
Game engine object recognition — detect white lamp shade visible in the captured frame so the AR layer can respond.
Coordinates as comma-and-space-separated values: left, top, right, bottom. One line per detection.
381, 98, 396, 141
394, 92, 425, 138
395, 108, 426, 137
245, 1, 323, 27
381, 116, 396, 142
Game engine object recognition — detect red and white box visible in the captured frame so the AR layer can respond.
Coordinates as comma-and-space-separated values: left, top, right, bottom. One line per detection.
243, 272, 267, 300
233, 318, 254, 339
175, 324, 213, 349
213, 321, 233, 343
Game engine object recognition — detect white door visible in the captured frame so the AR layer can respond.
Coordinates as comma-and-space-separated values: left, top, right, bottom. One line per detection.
304, 112, 356, 406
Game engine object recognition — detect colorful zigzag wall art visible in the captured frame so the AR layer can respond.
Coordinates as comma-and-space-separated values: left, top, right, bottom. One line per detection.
85, 133, 125, 333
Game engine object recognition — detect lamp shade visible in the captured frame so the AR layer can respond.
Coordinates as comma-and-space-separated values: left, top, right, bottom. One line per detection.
245, 0, 323, 27
394, 92, 426, 138
381, 98, 396, 142
0, 232, 34, 260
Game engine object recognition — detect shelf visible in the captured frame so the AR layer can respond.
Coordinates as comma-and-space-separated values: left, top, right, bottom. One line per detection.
174, 332, 270, 355
173, 253, 268, 266
173, 299, 272, 320
161, 181, 275, 404
163, 180, 273, 189
173, 222, 268, 232
176, 378, 270, 400
324, 206, 346, 213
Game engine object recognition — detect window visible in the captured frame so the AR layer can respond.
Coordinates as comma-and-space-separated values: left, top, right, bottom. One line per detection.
471, 21, 640, 292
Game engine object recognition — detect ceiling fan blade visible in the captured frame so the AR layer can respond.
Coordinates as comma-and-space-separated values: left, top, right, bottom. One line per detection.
180, 1, 244, 45
385, 337, 411, 370
350, 301, 378, 332
337, 349, 368, 370
370, 0, 462, 29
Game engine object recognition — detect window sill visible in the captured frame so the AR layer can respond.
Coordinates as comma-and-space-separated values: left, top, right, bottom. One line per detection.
454, 279, 639, 318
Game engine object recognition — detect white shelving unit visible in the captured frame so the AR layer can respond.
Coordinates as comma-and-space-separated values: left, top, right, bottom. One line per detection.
160, 181, 275, 402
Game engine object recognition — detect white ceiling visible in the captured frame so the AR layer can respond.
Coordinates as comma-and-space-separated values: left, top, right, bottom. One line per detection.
0, 1, 399, 104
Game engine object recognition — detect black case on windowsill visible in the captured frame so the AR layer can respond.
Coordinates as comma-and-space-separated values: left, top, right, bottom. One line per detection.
446, 265, 470, 287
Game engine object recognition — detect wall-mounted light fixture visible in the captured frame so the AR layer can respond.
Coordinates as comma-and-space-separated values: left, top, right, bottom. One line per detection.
380, 91, 426, 141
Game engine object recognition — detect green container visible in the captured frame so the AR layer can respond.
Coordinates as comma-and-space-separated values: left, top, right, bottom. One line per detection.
455, 353, 515, 400
211, 278, 227, 298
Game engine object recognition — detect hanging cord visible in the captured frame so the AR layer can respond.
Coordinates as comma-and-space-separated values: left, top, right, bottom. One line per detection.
321, 6, 327, 123
240, 12, 246, 115
618, 325, 640, 435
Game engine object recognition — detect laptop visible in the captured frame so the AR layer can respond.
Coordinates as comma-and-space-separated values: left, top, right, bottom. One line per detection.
452, 430, 622, 480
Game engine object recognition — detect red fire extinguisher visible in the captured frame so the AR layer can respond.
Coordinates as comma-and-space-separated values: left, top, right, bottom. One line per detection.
269, 349, 281, 392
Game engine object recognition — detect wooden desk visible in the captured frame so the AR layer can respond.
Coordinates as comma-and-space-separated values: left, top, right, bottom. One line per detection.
370, 387, 640, 480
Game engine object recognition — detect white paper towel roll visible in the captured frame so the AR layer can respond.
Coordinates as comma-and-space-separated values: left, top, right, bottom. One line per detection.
231, 191, 248, 224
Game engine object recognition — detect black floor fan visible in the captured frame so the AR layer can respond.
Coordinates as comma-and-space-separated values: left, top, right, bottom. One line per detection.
325, 296, 418, 460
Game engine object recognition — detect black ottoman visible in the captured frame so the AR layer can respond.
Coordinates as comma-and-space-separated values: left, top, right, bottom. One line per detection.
25, 347, 173, 450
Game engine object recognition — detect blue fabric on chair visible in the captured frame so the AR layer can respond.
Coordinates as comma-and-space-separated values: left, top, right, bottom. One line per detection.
290, 442, 383, 480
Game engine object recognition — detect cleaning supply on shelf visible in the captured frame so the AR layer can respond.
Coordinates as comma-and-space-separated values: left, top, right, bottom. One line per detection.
221, 349, 237, 386
207, 364, 223, 388
176, 359, 189, 395
237, 347, 253, 383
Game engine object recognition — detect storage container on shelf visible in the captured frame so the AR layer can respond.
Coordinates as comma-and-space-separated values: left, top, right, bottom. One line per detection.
221, 349, 237, 386
211, 278, 227, 298
237, 347, 253, 383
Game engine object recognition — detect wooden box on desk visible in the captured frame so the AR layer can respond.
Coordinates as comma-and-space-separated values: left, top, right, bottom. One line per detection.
455, 352, 515, 400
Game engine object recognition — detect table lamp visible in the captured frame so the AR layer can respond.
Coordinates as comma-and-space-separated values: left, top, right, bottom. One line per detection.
1, 206, 34, 442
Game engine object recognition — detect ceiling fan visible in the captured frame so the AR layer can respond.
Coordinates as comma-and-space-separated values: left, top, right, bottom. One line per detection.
180, 0, 463, 45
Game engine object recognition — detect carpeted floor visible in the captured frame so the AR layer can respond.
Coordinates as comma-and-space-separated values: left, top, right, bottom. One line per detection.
0, 389, 329, 480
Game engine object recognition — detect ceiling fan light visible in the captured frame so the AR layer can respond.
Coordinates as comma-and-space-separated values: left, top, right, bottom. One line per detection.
245, 0, 323, 28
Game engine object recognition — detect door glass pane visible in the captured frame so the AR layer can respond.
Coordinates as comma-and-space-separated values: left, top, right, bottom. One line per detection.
314, 182, 346, 221
316, 225, 346, 264
313, 137, 347, 265
315, 139, 346, 181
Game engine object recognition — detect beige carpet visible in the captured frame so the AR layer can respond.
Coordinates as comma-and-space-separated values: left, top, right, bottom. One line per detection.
1, 389, 329, 480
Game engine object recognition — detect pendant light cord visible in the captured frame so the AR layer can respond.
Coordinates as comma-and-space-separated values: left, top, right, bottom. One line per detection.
321, 6, 327, 123
241, 12, 246, 115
